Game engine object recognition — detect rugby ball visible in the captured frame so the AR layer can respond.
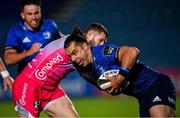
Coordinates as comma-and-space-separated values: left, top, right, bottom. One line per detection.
97, 70, 130, 93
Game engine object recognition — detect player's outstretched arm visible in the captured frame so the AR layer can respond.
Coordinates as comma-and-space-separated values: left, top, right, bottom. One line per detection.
4, 43, 41, 65
0, 57, 14, 91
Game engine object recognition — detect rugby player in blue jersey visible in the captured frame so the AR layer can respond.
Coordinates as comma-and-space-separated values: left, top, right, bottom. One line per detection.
4, 0, 62, 73
64, 27, 176, 117
85, 23, 108, 46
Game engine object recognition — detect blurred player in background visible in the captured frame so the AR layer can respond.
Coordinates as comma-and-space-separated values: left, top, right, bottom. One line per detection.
12, 36, 78, 117
0, 57, 14, 91
4, 0, 62, 74
85, 23, 108, 46
64, 27, 176, 117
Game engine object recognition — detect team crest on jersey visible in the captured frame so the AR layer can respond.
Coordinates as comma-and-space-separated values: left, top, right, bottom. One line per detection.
103, 46, 114, 55
43, 31, 51, 39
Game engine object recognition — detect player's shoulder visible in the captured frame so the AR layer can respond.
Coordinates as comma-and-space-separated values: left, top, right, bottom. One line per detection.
8, 22, 25, 34
91, 43, 118, 63
92, 43, 118, 49
42, 19, 58, 27
42, 18, 55, 23
92, 43, 118, 55
43, 35, 70, 49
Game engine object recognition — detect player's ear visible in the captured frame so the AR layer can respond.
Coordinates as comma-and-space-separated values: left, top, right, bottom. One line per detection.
86, 31, 94, 43
82, 42, 89, 51
21, 12, 25, 20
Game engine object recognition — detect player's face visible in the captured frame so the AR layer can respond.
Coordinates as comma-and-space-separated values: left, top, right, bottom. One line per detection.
21, 5, 41, 31
65, 42, 91, 67
86, 31, 107, 46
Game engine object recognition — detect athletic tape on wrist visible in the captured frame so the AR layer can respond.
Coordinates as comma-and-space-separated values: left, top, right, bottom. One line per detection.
119, 67, 130, 78
0, 71, 9, 78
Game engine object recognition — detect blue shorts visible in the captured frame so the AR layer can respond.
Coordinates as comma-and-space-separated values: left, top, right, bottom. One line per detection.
138, 74, 176, 117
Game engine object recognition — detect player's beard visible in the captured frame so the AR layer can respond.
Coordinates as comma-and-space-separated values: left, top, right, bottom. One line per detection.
79, 50, 89, 67
30, 19, 41, 30
25, 19, 41, 31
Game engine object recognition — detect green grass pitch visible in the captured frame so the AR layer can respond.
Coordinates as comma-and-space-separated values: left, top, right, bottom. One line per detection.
0, 96, 179, 117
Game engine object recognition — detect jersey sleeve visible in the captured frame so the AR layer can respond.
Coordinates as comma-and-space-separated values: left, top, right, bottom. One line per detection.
92, 44, 120, 65
4, 27, 21, 51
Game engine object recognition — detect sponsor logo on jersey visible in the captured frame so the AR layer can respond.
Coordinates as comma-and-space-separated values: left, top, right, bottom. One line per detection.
152, 96, 162, 102
23, 37, 31, 43
99, 66, 106, 74
33, 101, 40, 108
19, 83, 28, 106
43, 31, 51, 39
35, 53, 64, 80
168, 97, 175, 104
103, 46, 114, 55
99, 70, 119, 80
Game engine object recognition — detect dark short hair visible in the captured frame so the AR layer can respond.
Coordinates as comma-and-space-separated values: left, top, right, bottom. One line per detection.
20, 0, 41, 11
85, 23, 108, 38
64, 26, 87, 49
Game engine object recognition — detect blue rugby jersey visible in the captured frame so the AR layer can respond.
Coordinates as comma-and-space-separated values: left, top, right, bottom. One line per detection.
91, 44, 161, 98
5, 19, 61, 72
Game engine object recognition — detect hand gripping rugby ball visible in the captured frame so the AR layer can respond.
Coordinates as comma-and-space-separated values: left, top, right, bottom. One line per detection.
97, 70, 130, 93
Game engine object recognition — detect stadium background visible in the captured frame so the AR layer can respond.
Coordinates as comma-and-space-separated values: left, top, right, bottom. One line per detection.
0, 0, 179, 117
